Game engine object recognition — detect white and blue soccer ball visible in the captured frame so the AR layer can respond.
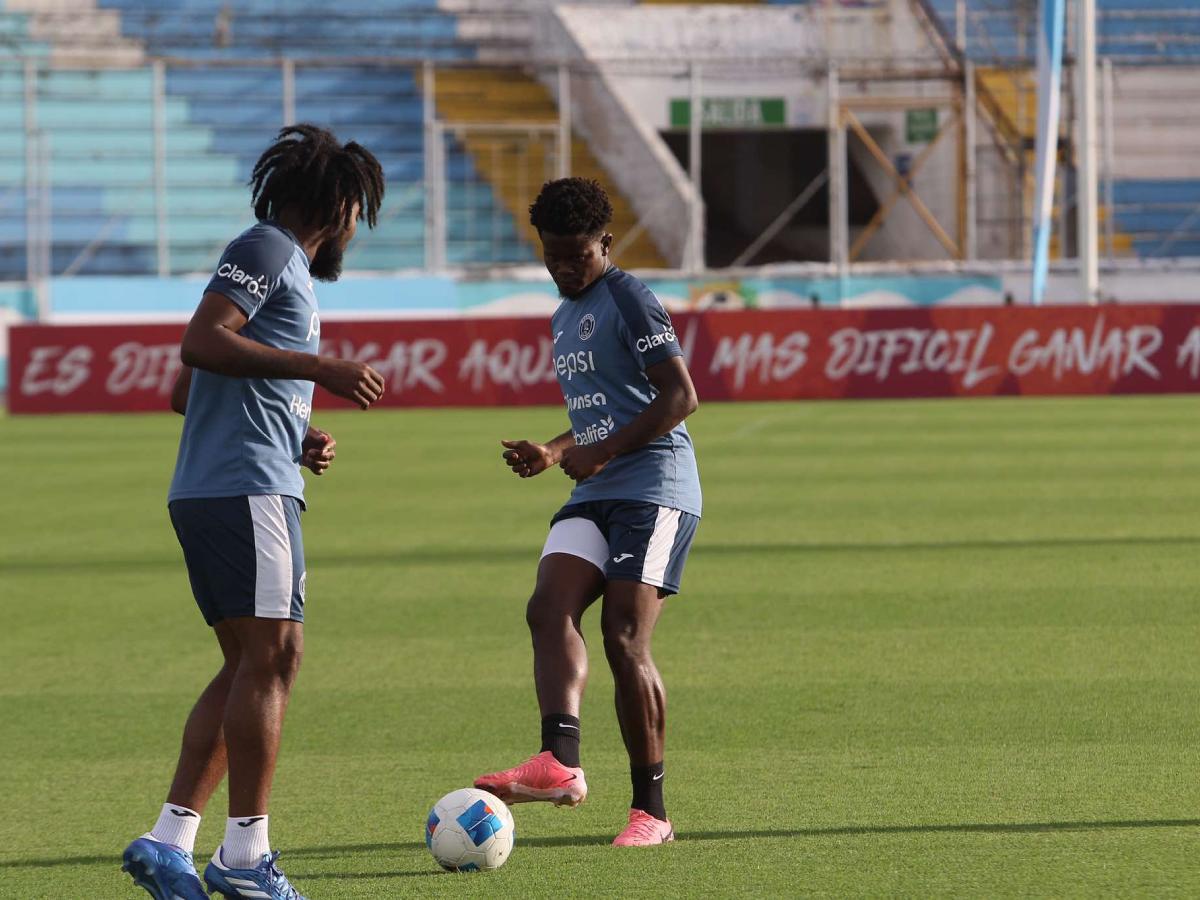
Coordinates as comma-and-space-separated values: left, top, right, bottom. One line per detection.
425, 788, 515, 872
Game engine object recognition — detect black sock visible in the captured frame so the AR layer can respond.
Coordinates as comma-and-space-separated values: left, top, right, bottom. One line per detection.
540, 714, 581, 767
631, 762, 666, 821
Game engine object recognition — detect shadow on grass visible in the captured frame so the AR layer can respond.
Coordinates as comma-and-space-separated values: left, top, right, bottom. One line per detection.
11, 818, 1198, 870
303, 869, 442, 880
9, 534, 1200, 575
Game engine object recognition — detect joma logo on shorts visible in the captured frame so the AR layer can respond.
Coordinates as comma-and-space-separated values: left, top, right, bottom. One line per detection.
217, 262, 269, 298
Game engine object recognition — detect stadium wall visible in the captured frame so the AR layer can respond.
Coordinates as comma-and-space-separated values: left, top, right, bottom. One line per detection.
547, 1, 972, 263
13, 303, 1200, 414
8, 263, 1200, 401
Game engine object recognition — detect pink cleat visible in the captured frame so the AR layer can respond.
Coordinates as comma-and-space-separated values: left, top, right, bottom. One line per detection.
474, 750, 588, 806
612, 808, 674, 847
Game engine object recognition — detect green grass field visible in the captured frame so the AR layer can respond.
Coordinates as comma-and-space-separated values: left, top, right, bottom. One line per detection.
4, 396, 1200, 898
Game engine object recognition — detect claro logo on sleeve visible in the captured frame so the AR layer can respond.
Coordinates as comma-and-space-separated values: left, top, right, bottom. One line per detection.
636, 329, 677, 353
216, 262, 270, 299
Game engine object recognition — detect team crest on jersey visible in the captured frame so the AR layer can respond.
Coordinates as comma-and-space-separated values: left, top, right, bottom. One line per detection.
578, 314, 596, 341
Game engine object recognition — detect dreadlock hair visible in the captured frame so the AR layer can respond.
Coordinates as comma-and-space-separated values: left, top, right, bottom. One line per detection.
529, 177, 613, 238
249, 123, 384, 233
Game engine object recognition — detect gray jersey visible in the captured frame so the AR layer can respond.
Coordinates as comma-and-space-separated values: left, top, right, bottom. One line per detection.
550, 267, 702, 516
169, 221, 319, 505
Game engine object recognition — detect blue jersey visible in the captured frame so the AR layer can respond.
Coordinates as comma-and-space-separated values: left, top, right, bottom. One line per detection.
169, 221, 320, 506
550, 267, 702, 516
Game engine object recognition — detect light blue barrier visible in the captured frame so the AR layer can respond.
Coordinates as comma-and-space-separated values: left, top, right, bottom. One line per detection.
45, 272, 1004, 318
0, 282, 35, 393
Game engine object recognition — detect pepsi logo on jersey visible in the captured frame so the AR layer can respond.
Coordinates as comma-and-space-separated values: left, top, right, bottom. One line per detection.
554, 350, 596, 381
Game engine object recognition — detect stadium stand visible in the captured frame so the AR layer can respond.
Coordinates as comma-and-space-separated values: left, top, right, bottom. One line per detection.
924, 0, 1200, 258
0, 0, 1193, 278
0, 0, 523, 275
433, 68, 665, 268
0, 0, 665, 277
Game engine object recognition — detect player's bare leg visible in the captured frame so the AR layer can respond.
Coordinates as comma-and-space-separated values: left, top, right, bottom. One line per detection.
164, 621, 240, 812
221, 617, 303, 817
602, 580, 674, 846
122, 624, 243, 899
528, 553, 604, 716
475, 553, 602, 806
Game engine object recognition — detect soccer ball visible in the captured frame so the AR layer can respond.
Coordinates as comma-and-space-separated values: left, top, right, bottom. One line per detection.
425, 788, 515, 872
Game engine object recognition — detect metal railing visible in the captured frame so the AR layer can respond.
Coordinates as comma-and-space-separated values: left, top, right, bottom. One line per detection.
940, 1, 1200, 65
2, 52, 1198, 294
5, 56, 713, 282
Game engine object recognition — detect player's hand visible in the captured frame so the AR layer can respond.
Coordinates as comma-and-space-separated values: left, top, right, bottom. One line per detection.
301, 428, 336, 476
316, 357, 385, 409
559, 444, 611, 483
501, 439, 555, 478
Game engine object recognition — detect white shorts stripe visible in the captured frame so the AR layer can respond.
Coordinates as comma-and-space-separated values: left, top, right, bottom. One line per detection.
248, 495, 293, 619
540, 517, 608, 575
640, 507, 681, 588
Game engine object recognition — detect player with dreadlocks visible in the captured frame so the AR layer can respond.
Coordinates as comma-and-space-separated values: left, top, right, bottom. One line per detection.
122, 125, 385, 900
474, 178, 702, 847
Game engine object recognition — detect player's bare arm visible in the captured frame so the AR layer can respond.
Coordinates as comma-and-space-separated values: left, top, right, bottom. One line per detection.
181, 291, 385, 409
170, 365, 193, 415
501, 430, 576, 478
559, 356, 698, 483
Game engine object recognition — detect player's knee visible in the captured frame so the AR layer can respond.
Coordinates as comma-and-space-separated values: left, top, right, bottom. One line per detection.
274, 639, 303, 686
244, 636, 303, 686
525, 591, 563, 636
601, 616, 647, 664
218, 647, 242, 677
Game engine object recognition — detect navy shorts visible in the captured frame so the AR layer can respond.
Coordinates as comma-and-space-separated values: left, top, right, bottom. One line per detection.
543, 500, 699, 596
169, 495, 307, 626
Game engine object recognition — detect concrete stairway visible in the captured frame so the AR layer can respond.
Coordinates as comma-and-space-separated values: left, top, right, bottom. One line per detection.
432, 66, 667, 269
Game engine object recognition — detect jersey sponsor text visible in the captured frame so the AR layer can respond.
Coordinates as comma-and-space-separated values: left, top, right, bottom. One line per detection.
636, 329, 677, 353
574, 414, 616, 446
555, 349, 596, 381
216, 262, 270, 299
565, 391, 607, 411
289, 394, 312, 420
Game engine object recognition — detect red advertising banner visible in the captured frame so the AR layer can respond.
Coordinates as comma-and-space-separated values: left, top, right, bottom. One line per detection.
11, 304, 1200, 414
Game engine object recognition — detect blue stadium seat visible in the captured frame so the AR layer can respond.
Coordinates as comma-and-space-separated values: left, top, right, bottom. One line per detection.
927, 0, 1200, 63
0, 1, 534, 277
1113, 179, 1200, 257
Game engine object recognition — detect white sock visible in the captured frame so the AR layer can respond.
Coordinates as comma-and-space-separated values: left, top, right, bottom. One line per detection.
221, 815, 270, 868
149, 803, 201, 854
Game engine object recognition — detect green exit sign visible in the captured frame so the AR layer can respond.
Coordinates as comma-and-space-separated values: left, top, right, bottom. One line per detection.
670, 97, 786, 129
905, 108, 939, 143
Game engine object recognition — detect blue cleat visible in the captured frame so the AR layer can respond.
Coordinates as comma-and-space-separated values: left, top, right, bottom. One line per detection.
121, 835, 208, 900
204, 848, 308, 900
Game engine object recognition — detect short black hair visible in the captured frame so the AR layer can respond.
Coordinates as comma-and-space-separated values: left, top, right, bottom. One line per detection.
529, 177, 612, 238
250, 123, 385, 232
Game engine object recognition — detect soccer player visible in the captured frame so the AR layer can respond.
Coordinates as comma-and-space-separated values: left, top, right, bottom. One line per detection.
474, 178, 702, 847
121, 124, 386, 900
